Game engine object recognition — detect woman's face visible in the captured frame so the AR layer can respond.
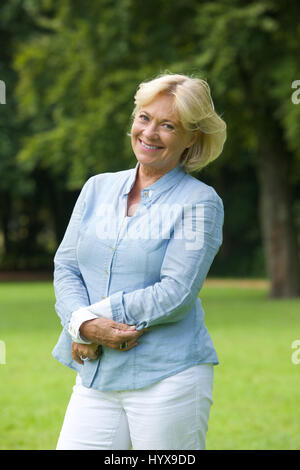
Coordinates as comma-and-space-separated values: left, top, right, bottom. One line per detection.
131, 93, 195, 174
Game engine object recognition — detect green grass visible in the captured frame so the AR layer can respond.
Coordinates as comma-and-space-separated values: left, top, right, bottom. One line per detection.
0, 281, 299, 450
202, 286, 300, 450
0, 282, 74, 450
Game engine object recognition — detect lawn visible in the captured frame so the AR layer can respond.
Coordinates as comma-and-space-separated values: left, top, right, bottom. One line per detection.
0, 280, 299, 450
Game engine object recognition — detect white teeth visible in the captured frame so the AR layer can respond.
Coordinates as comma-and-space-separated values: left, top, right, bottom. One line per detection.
140, 140, 161, 150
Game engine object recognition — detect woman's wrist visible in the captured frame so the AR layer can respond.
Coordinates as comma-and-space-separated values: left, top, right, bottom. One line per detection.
79, 319, 98, 343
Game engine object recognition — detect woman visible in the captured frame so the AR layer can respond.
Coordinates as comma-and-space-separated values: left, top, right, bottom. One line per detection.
53, 73, 226, 450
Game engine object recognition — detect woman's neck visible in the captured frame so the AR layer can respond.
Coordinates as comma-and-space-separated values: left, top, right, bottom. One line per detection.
136, 162, 176, 189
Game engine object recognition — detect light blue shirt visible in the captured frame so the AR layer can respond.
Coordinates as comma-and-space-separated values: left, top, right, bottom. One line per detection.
52, 162, 224, 391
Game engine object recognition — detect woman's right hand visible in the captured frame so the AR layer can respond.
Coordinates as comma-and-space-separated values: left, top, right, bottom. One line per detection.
79, 317, 145, 351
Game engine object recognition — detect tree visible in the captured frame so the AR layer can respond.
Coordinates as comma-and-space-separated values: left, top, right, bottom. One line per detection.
4, 0, 300, 296
182, 0, 300, 296
0, 0, 42, 267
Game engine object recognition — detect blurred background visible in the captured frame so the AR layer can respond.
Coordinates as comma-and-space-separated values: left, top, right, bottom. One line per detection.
0, 0, 300, 450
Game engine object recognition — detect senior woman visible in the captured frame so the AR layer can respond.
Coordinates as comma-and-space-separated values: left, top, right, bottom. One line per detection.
53, 73, 226, 450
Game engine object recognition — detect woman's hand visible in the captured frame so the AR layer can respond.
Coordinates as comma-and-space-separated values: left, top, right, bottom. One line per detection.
72, 342, 101, 365
79, 317, 145, 351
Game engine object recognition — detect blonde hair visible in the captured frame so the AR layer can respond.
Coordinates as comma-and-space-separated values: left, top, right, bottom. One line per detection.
132, 73, 226, 172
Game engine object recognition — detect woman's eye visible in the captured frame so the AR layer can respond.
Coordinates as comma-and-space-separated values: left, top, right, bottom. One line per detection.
139, 114, 148, 121
163, 123, 174, 131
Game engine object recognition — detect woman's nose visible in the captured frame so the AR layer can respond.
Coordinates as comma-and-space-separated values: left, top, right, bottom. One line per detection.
143, 122, 158, 139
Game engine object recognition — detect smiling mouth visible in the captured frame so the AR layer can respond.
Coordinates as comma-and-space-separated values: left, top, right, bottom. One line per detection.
139, 139, 164, 151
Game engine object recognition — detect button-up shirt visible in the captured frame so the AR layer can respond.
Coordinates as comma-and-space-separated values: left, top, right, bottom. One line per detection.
52, 162, 224, 391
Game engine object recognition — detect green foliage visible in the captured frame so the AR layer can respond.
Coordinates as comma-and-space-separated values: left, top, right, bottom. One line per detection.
1, 0, 300, 273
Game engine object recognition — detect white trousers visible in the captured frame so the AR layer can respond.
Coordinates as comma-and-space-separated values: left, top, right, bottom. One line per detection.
56, 364, 214, 450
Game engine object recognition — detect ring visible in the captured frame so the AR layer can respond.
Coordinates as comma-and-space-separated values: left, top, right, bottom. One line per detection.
119, 342, 128, 350
80, 355, 89, 361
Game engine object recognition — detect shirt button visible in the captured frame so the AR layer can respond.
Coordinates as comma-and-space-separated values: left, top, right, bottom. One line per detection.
110, 246, 114, 251
143, 191, 148, 198
105, 269, 109, 275
102, 296, 106, 300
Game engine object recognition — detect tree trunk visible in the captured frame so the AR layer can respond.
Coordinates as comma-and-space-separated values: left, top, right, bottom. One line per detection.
257, 140, 300, 297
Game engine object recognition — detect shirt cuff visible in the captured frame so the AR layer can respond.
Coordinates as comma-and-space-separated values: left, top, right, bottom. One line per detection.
68, 297, 113, 344
68, 308, 98, 344
86, 297, 113, 319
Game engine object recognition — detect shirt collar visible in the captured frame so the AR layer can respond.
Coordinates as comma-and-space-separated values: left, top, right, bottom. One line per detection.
123, 162, 186, 198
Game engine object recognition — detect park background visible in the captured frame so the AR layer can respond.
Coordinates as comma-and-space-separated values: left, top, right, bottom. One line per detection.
0, 0, 300, 449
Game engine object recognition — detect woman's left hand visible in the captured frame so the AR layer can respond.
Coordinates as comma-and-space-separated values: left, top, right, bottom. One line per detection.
72, 342, 101, 365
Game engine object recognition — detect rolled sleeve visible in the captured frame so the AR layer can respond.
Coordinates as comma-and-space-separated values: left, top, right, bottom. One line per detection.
86, 297, 113, 319
69, 309, 98, 344
69, 297, 113, 343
